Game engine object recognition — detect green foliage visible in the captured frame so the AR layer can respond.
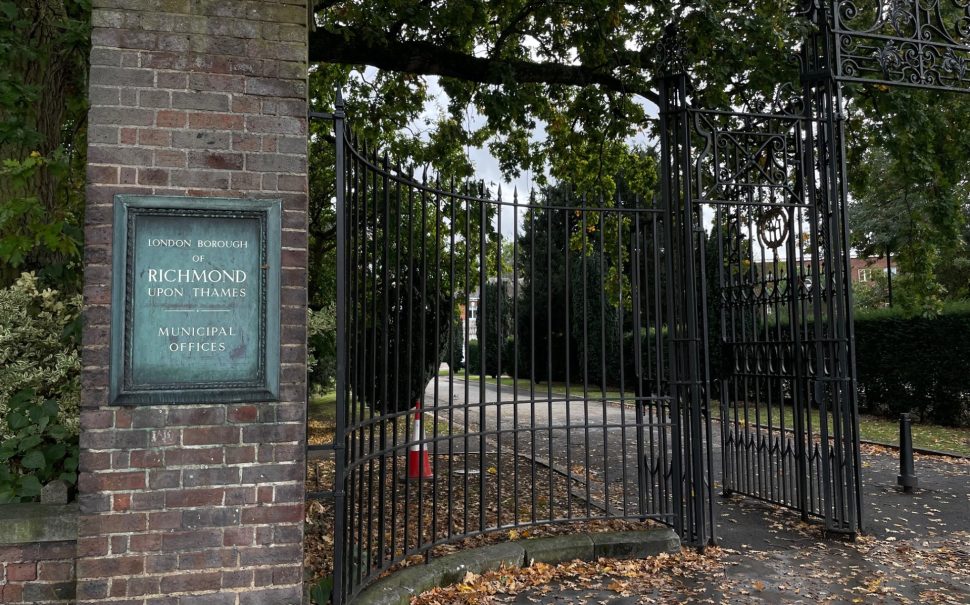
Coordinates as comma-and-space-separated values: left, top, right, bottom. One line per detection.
466, 341, 481, 377
846, 89, 970, 317
0, 272, 80, 439
854, 303, 970, 426
307, 574, 333, 605
852, 269, 891, 312
444, 318, 464, 372
308, 305, 337, 394
0, 389, 79, 503
0, 0, 90, 290
475, 281, 514, 378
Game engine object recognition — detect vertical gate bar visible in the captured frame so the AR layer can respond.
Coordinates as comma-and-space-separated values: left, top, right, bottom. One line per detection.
617, 203, 630, 517
496, 188, 504, 528
563, 195, 572, 520
462, 183, 472, 535
431, 179, 443, 548
652, 211, 666, 518
418, 175, 429, 552
545, 206, 553, 521
582, 201, 593, 516
511, 189, 521, 527
331, 96, 347, 605
390, 163, 403, 557
447, 179, 457, 540
377, 152, 390, 570
631, 205, 647, 519
786, 138, 810, 519
697, 202, 716, 545
598, 198, 610, 512
366, 144, 379, 572
402, 167, 415, 556
479, 192, 487, 532
529, 197, 538, 525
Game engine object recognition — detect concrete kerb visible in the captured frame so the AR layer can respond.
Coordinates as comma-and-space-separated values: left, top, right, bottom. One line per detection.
352, 528, 680, 605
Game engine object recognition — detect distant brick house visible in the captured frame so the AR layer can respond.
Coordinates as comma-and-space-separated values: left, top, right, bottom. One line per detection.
849, 254, 897, 285
753, 252, 896, 286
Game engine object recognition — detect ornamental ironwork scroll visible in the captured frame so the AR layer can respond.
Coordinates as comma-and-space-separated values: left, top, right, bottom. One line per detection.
834, 0, 970, 92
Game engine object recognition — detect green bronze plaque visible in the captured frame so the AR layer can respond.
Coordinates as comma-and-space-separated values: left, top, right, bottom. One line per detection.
110, 195, 281, 405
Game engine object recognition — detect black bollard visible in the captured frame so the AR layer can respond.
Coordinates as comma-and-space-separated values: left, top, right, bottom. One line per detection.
897, 413, 918, 492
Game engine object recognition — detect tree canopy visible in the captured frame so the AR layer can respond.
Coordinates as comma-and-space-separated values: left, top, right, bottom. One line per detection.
308, 1, 804, 189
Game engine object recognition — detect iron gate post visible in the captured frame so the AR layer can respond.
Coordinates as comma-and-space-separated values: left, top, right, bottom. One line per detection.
800, 0, 863, 535
658, 54, 714, 548
332, 90, 348, 605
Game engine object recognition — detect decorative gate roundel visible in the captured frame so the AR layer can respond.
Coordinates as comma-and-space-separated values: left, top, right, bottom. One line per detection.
757, 206, 790, 249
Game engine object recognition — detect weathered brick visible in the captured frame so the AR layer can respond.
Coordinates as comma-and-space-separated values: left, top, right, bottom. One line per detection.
77, 556, 144, 578
159, 571, 221, 593
188, 150, 243, 170
246, 115, 305, 135
225, 445, 255, 464
91, 65, 156, 87
139, 88, 171, 108
166, 407, 225, 426
79, 471, 146, 491
165, 488, 224, 508
161, 529, 222, 551
148, 469, 181, 489
148, 510, 182, 530
182, 466, 240, 487
138, 129, 173, 147
240, 503, 302, 524
130, 491, 166, 511
127, 575, 161, 596
172, 90, 230, 111
176, 548, 237, 571
37, 561, 74, 582
241, 423, 302, 444
165, 447, 224, 465
182, 425, 239, 445
6, 562, 37, 581
172, 130, 232, 149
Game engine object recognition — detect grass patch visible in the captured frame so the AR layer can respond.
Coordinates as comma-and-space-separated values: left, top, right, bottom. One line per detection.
715, 403, 970, 457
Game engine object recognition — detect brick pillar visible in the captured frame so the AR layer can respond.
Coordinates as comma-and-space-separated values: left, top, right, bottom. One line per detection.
79, 2, 308, 604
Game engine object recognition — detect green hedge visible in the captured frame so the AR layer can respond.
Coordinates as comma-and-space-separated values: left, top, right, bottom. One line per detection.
854, 303, 970, 426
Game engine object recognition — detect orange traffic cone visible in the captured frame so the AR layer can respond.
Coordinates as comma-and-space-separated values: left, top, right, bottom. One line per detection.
407, 400, 434, 480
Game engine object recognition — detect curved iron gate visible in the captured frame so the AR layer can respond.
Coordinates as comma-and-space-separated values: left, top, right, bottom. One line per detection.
314, 100, 713, 603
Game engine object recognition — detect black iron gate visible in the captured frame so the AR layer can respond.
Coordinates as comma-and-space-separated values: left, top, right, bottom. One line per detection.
314, 98, 712, 603
308, 2, 970, 602
657, 3, 863, 534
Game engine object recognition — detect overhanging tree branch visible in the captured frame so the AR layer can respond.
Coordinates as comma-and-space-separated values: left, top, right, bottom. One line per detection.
308, 26, 660, 104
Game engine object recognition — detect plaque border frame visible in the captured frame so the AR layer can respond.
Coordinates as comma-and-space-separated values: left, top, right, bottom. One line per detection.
109, 195, 281, 405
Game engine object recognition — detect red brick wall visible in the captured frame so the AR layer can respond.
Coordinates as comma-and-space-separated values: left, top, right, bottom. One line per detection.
0, 541, 76, 604
79, 1, 308, 603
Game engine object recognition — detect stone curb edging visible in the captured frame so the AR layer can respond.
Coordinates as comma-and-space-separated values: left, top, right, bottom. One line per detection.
859, 438, 969, 460
352, 528, 680, 605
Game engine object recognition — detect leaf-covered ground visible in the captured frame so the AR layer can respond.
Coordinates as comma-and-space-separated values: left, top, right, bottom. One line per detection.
305, 394, 969, 604
414, 445, 969, 604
